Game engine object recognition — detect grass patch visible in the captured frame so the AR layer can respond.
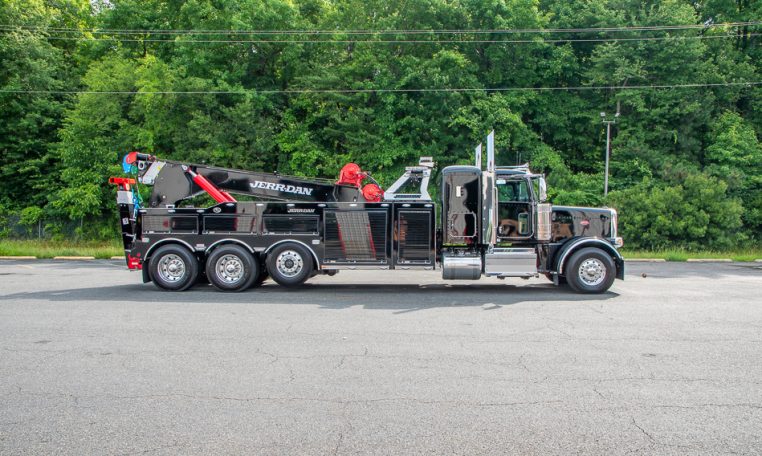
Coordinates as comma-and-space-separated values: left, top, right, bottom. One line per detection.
0, 239, 122, 259
622, 249, 762, 262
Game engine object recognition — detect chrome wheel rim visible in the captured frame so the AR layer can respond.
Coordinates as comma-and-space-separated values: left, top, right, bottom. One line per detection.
158, 254, 186, 282
578, 258, 605, 286
215, 254, 244, 284
276, 250, 303, 278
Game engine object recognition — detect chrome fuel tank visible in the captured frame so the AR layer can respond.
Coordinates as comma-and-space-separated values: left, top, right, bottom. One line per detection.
441, 253, 482, 280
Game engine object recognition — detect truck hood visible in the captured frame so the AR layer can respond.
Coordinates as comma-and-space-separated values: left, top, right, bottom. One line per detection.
550, 206, 615, 243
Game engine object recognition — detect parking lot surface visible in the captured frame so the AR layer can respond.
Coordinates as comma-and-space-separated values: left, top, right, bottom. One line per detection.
1, 260, 761, 455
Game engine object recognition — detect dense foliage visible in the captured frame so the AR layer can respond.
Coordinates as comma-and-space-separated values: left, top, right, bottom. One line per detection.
1, 0, 760, 248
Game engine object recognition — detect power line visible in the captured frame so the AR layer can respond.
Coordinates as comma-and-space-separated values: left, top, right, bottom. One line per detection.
0, 21, 759, 36
1, 82, 759, 95
14, 33, 758, 45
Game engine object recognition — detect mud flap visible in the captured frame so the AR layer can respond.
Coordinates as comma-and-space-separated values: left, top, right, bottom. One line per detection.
142, 263, 151, 283
615, 257, 625, 280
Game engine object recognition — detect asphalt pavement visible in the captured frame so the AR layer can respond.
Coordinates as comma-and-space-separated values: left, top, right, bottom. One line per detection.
0, 260, 761, 455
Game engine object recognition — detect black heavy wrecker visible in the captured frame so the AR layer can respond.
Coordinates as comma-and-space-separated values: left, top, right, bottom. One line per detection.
110, 132, 624, 293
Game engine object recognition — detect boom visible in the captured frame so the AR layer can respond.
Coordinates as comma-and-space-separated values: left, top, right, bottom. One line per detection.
126, 152, 368, 207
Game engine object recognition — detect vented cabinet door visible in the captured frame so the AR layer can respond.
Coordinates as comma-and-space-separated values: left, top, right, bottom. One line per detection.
396, 210, 434, 265
324, 210, 388, 263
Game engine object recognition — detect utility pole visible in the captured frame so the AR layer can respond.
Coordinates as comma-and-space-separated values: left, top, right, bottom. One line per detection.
600, 111, 619, 197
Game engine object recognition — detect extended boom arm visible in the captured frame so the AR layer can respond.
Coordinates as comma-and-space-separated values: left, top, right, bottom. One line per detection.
125, 153, 364, 207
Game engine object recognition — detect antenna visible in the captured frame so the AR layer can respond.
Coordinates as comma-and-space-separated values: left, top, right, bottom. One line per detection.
475, 143, 482, 169
486, 130, 495, 173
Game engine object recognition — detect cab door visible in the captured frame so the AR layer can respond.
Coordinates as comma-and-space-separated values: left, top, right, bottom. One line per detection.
495, 176, 534, 241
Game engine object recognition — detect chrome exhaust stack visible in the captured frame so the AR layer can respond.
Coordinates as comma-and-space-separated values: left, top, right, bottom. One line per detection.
484, 131, 497, 248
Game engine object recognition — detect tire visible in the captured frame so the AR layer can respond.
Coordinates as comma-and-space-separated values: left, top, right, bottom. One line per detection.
148, 244, 199, 291
565, 247, 616, 294
205, 245, 258, 292
265, 243, 314, 288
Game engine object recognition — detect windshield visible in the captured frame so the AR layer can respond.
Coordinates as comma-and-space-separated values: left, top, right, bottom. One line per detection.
496, 178, 531, 202
532, 176, 547, 202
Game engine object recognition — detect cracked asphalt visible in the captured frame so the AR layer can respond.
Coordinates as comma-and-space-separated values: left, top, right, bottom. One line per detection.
0, 260, 761, 455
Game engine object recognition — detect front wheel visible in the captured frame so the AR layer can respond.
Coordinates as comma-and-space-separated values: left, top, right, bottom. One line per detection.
565, 247, 616, 294
266, 243, 314, 288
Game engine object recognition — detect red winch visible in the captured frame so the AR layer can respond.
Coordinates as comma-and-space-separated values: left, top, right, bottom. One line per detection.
337, 163, 383, 202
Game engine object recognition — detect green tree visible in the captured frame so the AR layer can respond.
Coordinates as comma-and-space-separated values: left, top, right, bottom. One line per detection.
609, 174, 744, 250
1, 0, 760, 247
704, 111, 762, 240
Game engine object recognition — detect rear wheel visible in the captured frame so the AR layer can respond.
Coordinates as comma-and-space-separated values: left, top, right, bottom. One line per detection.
266, 243, 314, 288
205, 245, 258, 292
149, 244, 199, 291
565, 247, 615, 294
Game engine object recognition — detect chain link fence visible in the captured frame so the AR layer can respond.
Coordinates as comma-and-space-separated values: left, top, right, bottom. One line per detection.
0, 213, 113, 240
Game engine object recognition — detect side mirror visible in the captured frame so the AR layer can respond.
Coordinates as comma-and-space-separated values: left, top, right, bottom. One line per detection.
538, 178, 548, 202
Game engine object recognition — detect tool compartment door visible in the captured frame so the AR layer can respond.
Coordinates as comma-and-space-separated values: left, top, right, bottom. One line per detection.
323, 208, 389, 264
394, 205, 435, 267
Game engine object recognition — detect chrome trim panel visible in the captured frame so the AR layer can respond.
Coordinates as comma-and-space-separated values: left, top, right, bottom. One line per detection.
536, 203, 552, 241
484, 248, 538, 276
609, 208, 618, 238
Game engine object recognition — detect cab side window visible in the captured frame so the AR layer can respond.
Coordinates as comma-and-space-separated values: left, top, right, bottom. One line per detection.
496, 178, 533, 238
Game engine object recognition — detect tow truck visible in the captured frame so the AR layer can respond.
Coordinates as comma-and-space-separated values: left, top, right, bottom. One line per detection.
110, 132, 624, 293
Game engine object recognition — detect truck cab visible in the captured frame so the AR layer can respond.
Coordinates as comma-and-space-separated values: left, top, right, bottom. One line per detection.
440, 133, 623, 293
